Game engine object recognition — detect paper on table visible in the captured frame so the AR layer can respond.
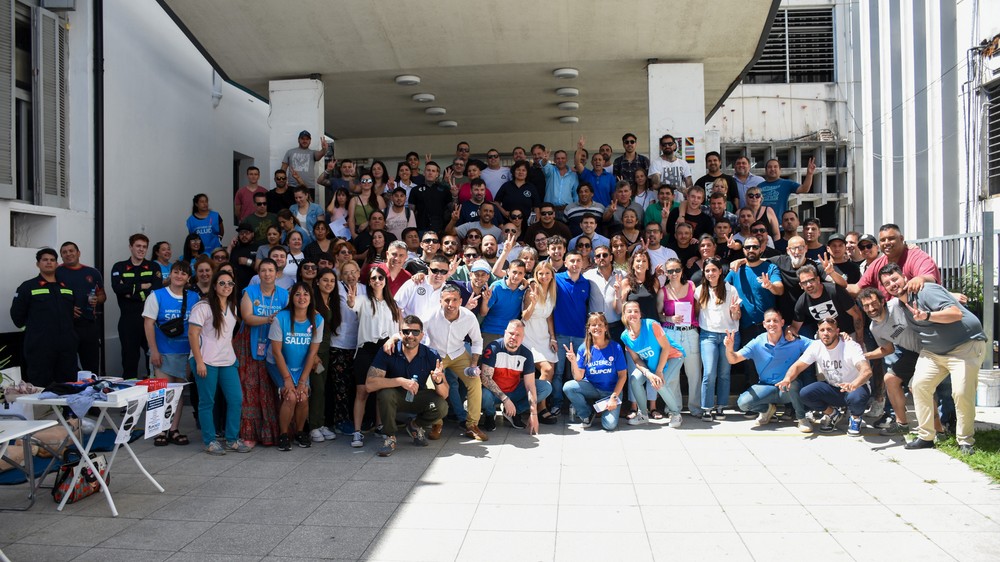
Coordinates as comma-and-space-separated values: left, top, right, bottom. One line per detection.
674, 302, 693, 325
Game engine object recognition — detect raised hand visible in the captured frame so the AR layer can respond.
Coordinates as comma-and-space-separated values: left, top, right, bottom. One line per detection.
729, 295, 742, 315
424, 153, 433, 164
577, 135, 586, 149
807, 157, 816, 174
758, 274, 773, 291
465, 291, 481, 309
819, 252, 835, 275
724, 329, 736, 349
563, 343, 576, 362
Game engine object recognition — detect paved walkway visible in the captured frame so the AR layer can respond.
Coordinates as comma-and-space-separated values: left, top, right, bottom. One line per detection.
2, 412, 1000, 561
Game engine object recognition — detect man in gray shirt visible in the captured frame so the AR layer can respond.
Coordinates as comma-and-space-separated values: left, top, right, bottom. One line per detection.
282, 130, 328, 193
879, 263, 986, 454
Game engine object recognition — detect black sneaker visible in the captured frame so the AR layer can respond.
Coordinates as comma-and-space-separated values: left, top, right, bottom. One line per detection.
406, 420, 428, 447
503, 411, 526, 430
295, 431, 312, 448
480, 414, 497, 432
277, 433, 291, 452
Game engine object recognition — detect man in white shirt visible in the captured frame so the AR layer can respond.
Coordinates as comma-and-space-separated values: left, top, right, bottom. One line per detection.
648, 134, 693, 193
642, 222, 678, 273
424, 285, 487, 441
778, 318, 873, 435
394, 255, 450, 320
480, 148, 511, 198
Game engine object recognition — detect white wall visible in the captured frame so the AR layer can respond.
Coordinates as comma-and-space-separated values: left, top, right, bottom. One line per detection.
101, 0, 270, 368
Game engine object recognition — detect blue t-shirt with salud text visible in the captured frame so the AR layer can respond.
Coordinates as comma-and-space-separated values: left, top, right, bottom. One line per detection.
620, 319, 685, 375
267, 309, 323, 383
244, 284, 289, 360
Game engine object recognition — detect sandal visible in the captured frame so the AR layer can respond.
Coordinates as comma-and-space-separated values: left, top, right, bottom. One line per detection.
548, 405, 561, 417
650, 409, 665, 420
167, 430, 190, 446
537, 409, 558, 425
154, 432, 169, 447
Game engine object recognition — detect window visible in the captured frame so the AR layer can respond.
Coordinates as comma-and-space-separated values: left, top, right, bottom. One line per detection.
745, 8, 835, 84
0, 0, 67, 208
988, 80, 1000, 197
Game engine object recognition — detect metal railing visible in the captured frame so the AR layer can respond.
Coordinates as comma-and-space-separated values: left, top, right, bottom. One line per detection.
910, 212, 998, 368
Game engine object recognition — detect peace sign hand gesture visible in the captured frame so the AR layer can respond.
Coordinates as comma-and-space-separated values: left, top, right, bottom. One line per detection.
819, 252, 836, 275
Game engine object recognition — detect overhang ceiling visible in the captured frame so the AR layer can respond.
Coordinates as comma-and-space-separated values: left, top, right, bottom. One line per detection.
160, 0, 776, 141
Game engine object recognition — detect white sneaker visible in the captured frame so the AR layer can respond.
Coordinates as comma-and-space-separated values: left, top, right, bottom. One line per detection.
309, 428, 326, 442
797, 418, 813, 433
319, 426, 336, 440
865, 398, 885, 420
754, 404, 777, 426
351, 431, 364, 448
668, 413, 683, 428
628, 411, 649, 426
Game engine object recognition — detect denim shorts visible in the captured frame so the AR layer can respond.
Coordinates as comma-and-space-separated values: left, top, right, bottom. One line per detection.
158, 353, 189, 380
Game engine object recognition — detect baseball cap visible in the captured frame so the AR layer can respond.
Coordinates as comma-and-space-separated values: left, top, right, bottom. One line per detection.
859, 234, 877, 245
298, 130, 311, 139
470, 260, 492, 274
826, 233, 846, 243
237, 222, 254, 233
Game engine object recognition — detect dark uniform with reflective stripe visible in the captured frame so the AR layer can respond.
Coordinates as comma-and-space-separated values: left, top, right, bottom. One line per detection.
110, 259, 161, 377
9, 276, 79, 387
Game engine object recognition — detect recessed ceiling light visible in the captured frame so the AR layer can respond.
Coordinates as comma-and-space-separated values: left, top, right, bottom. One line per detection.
557, 101, 579, 111
555, 87, 579, 97
425, 107, 447, 116
412, 93, 435, 103
559, 116, 579, 124
552, 68, 579, 79
438, 120, 458, 128
394, 75, 421, 86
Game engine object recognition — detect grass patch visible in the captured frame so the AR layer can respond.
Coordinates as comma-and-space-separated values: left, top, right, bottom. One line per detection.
935, 429, 1000, 482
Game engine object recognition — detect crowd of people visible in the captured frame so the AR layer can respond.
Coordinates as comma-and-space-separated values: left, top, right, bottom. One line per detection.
9, 131, 988, 457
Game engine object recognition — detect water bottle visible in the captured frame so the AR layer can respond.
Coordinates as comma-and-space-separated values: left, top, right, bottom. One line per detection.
405, 374, 419, 402
88, 287, 97, 308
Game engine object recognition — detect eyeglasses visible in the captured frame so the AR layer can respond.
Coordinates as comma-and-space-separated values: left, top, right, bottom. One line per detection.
216, 281, 236, 287
302, 264, 317, 271
487, 154, 500, 159
255, 201, 267, 206
747, 193, 762, 199
624, 139, 636, 144
665, 268, 681, 275
742, 245, 760, 250
370, 275, 385, 282
503, 228, 517, 234
859, 243, 875, 250
422, 238, 439, 244
510, 214, 523, 220
577, 243, 592, 248
540, 211, 555, 216
751, 228, 767, 234
401, 329, 421, 336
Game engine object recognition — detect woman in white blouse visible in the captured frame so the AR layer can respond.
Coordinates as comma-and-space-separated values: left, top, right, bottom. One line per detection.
695, 257, 741, 422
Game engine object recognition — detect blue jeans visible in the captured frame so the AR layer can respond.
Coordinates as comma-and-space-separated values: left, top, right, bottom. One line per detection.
736, 380, 805, 419
800, 381, 871, 417
443, 366, 467, 422
482, 379, 553, 416
629, 357, 684, 415
666, 327, 702, 415
554, 335, 585, 407
700, 330, 733, 411
563, 379, 620, 431
190, 359, 243, 447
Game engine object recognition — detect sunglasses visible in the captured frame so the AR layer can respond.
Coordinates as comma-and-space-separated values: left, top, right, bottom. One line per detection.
747, 193, 762, 199
859, 243, 875, 250
540, 211, 555, 216
503, 228, 517, 233
595, 253, 610, 258
660, 142, 675, 147
443, 240, 458, 245
360, 178, 373, 184
457, 147, 470, 152
255, 201, 267, 206
429, 268, 448, 275
422, 238, 440, 244
302, 264, 317, 271
216, 281, 236, 287
751, 228, 767, 234
466, 234, 481, 239
577, 243, 592, 248
510, 214, 523, 220
487, 154, 500, 159
742, 245, 760, 250
624, 139, 636, 144
370, 275, 385, 282
275, 176, 287, 181
464, 253, 479, 258
401, 329, 421, 336
665, 268, 681, 275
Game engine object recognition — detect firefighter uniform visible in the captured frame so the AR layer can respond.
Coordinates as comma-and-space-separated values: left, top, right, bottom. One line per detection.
9, 276, 79, 387
111, 259, 161, 377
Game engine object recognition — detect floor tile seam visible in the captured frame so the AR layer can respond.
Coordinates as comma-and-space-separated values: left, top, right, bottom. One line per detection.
92, 517, 215, 553
257, 522, 307, 559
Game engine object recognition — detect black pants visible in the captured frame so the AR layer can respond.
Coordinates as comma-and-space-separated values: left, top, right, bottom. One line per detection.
377, 387, 448, 435
738, 323, 767, 386
118, 311, 148, 377
24, 336, 78, 387
73, 318, 101, 373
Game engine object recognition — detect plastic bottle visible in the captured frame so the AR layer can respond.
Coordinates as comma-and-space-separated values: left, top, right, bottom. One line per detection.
405, 374, 419, 402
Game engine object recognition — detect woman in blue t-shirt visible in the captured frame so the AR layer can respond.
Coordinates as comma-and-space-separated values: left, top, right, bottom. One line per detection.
186, 193, 224, 253
267, 281, 323, 452
620, 300, 686, 429
563, 312, 628, 431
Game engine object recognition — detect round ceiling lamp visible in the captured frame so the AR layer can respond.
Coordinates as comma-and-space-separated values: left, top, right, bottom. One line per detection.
438, 120, 458, 128
559, 116, 579, 124
555, 87, 579, 97
394, 74, 421, 86
425, 107, 447, 116
412, 93, 435, 103
557, 101, 579, 111
552, 68, 579, 79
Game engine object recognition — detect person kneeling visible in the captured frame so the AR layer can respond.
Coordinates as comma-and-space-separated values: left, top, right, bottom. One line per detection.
563, 313, 628, 431
480, 320, 552, 434
778, 318, 873, 435
366, 317, 450, 457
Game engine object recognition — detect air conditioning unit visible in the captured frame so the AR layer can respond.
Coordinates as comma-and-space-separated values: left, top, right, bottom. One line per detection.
40, 0, 76, 11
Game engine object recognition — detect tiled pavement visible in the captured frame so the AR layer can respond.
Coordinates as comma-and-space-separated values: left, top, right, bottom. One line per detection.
2, 412, 1000, 562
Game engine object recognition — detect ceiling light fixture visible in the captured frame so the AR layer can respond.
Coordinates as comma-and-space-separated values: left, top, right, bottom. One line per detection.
394, 75, 421, 86
559, 116, 579, 124
438, 120, 458, 128
412, 93, 435, 103
425, 107, 447, 115
557, 101, 579, 111
552, 68, 579, 79
555, 87, 579, 97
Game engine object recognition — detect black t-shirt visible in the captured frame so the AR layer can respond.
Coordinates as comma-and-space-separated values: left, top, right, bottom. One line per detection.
834, 259, 862, 284
409, 182, 452, 233
266, 188, 295, 215
694, 173, 739, 209
768, 255, 829, 320
665, 207, 714, 240
495, 181, 542, 220
668, 240, 700, 268
794, 282, 856, 335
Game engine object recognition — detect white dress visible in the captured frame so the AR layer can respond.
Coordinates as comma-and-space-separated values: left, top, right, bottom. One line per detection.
523, 297, 558, 363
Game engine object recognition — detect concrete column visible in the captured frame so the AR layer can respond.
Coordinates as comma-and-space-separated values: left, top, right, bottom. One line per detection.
268, 78, 326, 206
647, 63, 707, 178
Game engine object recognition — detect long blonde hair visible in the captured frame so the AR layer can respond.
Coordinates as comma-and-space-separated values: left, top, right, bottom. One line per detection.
531, 260, 557, 305
582, 312, 610, 365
